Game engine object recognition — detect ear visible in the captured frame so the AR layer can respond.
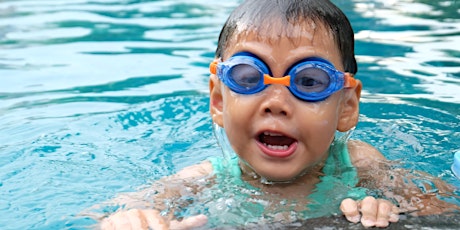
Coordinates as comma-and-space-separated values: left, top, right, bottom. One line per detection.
337, 79, 362, 132
209, 74, 224, 127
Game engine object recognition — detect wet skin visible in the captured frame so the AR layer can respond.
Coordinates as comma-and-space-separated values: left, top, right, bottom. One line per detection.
210, 22, 361, 182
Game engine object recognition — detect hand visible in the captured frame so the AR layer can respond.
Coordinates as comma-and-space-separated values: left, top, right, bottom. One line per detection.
340, 196, 399, 228
100, 209, 208, 230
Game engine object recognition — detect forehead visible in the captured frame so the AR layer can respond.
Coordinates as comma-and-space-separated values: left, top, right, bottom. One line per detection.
224, 19, 343, 70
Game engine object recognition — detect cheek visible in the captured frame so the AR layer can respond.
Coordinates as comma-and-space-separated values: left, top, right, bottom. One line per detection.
316, 110, 339, 127
221, 90, 255, 144
314, 119, 337, 142
222, 91, 244, 125
222, 110, 250, 156
296, 99, 341, 138
222, 88, 259, 121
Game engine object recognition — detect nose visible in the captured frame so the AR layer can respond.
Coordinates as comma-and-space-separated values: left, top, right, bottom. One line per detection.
259, 85, 293, 117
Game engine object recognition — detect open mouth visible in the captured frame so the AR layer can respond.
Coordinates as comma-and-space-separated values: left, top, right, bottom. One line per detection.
256, 131, 297, 158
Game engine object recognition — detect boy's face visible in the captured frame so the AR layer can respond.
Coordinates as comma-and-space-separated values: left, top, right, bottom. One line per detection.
210, 22, 362, 182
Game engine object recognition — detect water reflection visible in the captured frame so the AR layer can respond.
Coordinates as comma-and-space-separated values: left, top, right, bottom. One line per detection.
352, 0, 460, 103
0, 0, 459, 229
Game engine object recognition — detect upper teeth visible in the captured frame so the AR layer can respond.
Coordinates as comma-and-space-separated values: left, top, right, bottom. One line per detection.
264, 131, 283, 136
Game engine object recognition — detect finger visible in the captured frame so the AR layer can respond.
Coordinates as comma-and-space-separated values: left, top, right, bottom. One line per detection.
340, 198, 360, 223
142, 209, 168, 230
375, 199, 393, 227
360, 196, 378, 228
390, 205, 400, 223
170, 214, 208, 230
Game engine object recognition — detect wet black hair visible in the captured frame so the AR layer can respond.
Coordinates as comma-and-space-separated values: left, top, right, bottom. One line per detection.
215, 0, 357, 74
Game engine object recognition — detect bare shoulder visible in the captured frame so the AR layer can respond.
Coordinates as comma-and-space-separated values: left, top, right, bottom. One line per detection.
347, 140, 386, 169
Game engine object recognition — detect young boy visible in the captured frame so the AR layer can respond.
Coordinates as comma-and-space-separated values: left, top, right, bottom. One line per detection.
100, 0, 458, 229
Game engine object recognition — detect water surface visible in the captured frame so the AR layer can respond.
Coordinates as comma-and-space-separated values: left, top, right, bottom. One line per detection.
0, 0, 459, 229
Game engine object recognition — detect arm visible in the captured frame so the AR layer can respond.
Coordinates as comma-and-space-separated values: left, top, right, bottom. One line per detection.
100, 161, 214, 230
342, 140, 459, 227
339, 140, 399, 227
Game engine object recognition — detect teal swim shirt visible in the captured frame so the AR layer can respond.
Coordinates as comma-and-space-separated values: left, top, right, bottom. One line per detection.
207, 139, 368, 220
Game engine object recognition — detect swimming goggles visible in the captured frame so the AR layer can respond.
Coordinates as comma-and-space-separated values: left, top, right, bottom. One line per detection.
210, 52, 357, 102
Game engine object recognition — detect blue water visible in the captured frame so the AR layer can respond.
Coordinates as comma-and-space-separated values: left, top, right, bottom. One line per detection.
0, 0, 459, 229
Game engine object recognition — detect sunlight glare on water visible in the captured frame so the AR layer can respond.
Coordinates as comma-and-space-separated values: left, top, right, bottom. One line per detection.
0, 0, 459, 229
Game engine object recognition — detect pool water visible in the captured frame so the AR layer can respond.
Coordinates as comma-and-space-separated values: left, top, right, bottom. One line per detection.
0, 0, 459, 229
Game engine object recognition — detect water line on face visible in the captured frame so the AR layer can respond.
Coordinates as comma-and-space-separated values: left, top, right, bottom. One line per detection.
212, 122, 237, 172
335, 127, 354, 143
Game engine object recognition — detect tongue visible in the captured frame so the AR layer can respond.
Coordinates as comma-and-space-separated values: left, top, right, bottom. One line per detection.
257, 135, 298, 158
260, 134, 294, 146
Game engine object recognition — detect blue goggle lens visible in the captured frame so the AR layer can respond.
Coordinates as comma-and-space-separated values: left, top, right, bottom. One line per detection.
212, 52, 353, 101
291, 66, 331, 93
229, 64, 262, 90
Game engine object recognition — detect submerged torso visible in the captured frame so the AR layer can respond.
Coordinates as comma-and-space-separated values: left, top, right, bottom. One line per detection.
203, 139, 368, 226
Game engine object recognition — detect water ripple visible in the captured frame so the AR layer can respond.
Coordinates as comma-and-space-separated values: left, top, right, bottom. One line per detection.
353, 0, 460, 103
0, 0, 459, 229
